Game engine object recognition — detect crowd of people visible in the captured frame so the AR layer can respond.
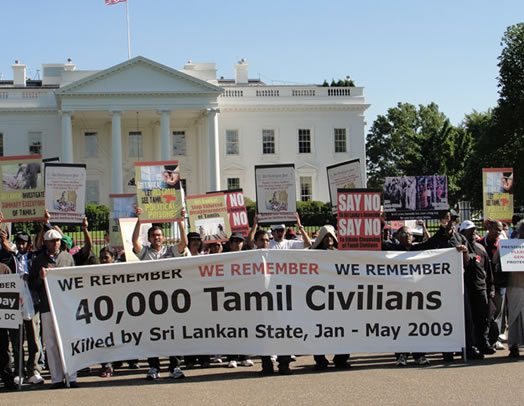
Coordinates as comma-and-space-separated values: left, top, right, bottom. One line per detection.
0, 209, 523, 391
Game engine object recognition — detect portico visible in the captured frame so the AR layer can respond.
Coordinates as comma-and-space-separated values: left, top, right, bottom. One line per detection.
55, 56, 222, 196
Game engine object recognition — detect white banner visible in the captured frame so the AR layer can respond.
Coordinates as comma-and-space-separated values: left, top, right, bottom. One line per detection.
0, 274, 22, 328
45, 248, 465, 374
499, 239, 524, 272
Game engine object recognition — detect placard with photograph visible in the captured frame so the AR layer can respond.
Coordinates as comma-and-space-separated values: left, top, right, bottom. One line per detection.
186, 193, 230, 242
383, 175, 449, 220
483, 168, 513, 222
0, 155, 45, 222
109, 194, 138, 249
45, 163, 87, 223
135, 161, 183, 223
255, 164, 297, 223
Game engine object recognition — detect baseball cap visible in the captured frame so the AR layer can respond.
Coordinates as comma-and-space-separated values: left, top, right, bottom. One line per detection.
450, 209, 459, 219
14, 231, 30, 243
229, 232, 246, 241
459, 220, 476, 231
44, 229, 62, 241
271, 224, 285, 231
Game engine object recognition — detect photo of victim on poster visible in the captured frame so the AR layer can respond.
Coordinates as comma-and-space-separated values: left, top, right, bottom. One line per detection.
45, 163, 87, 223
0, 155, 45, 222
255, 164, 297, 223
483, 168, 514, 222
383, 175, 449, 220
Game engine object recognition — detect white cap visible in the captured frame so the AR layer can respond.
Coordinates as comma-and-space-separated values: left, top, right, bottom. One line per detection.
459, 220, 476, 231
271, 224, 285, 230
44, 229, 62, 241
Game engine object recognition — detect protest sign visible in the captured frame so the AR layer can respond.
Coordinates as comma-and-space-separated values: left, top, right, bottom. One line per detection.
0, 274, 22, 329
186, 193, 229, 242
337, 189, 382, 250
383, 175, 449, 220
109, 194, 138, 249
118, 218, 150, 262
327, 159, 363, 213
0, 155, 45, 222
499, 239, 524, 272
45, 163, 87, 223
225, 190, 249, 236
45, 248, 464, 374
255, 164, 297, 223
135, 161, 183, 223
483, 168, 513, 222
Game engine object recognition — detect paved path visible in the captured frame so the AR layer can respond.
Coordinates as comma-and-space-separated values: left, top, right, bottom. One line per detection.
2, 351, 523, 405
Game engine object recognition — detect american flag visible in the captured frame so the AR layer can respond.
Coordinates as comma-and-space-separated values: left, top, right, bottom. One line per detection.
105, 0, 126, 5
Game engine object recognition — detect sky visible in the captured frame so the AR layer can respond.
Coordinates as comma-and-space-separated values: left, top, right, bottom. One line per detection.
1, 0, 523, 130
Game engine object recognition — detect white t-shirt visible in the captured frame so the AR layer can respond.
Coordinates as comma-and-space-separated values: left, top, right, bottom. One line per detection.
269, 239, 304, 250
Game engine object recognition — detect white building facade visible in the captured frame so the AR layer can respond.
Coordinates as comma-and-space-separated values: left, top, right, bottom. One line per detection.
0, 57, 369, 206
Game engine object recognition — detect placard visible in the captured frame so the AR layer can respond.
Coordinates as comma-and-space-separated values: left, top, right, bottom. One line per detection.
337, 189, 382, 250
0, 155, 45, 222
187, 193, 230, 242
118, 218, 150, 262
45, 163, 87, 223
255, 164, 297, 223
109, 194, 138, 249
483, 168, 513, 222
135, 161, 184, 223
327, 159, 363, 213
499, 239, 524, 272
383, 175, 449, 220
0, 274, 22, 329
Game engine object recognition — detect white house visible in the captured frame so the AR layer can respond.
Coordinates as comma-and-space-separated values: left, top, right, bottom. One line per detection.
0, 56, 369, 206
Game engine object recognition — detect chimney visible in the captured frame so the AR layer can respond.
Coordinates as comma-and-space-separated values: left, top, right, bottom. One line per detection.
234, 58, 248, 85
12, 60, 27, 87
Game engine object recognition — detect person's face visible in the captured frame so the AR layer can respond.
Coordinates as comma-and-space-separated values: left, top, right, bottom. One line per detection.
503, 223, 509, 233
255, 234, 270, 249
440, 212, 451, 226
272, 228, 285, 241
488, 222, 502, 240
321, 234, 335, 249
99, 252, 113, 264
208, 243, 223, 254
149, 230, 164, 248
230, 238, 244, 252
15, 240, 28, 254
189, 239, 201, 253
45, 238, 61, 255
397, 228, 413, 247
462, 227, 476, 243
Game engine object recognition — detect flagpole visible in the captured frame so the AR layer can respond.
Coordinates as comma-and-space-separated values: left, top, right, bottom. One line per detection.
126, 0, 131, 59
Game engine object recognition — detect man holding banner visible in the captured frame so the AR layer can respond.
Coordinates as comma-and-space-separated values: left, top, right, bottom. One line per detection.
132, 206, 189, 380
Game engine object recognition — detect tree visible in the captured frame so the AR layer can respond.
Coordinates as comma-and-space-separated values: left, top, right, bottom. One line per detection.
493, 23, 524, 207
366, 102, 472, 204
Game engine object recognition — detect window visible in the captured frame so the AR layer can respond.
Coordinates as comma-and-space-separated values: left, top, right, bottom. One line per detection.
226, 130, 239, 155
227, 178, 240, 190
28, 131, 42, 155
300, 176, 313, 202
334, 128, 347, 153
0, 133, 3, 156
128, 131, 142, 157
86, 180, 99, 204
298, 129, 311, 153
85, 132, 98, 158
173, 131, 186, 156
262, 129, 275, 154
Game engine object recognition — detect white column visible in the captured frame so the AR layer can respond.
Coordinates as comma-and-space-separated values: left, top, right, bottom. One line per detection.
61, 111, 73, 163
111, 111, 123, 194
207, 108, 220, 192
159, 110, 171, 160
